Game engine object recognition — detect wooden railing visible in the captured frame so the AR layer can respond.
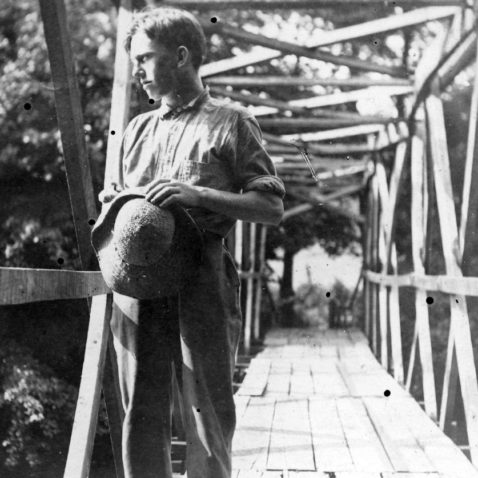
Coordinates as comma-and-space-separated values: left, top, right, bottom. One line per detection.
363, 8, 478, 464
230, 221, 270, 353
0, 268, 120, 477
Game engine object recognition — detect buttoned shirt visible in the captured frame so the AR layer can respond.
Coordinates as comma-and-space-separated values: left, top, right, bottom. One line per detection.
106, 88, 285, 237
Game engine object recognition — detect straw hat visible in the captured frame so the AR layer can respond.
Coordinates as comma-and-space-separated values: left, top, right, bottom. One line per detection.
91, 188, 203, 299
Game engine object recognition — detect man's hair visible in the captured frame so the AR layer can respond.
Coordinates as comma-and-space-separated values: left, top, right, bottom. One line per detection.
125, 7, 207, 71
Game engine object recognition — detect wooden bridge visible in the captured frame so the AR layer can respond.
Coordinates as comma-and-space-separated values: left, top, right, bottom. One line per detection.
231, 328, 478, 478
3, 0, 478, 477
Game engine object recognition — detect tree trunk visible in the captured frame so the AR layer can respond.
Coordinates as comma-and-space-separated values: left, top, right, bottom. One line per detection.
280, 249, 296, 326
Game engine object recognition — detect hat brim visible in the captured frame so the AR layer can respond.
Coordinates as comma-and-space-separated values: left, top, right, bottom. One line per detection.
91, 189, 204, 299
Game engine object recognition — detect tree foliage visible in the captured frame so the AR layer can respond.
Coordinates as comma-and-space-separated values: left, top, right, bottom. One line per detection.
0, 0, 118, 270
0, 340, 77, 472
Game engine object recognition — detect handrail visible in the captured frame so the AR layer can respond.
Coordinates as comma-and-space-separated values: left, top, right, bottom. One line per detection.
0, 266, 266, 307
365, 270, 478, 296
0, 268, 109, 305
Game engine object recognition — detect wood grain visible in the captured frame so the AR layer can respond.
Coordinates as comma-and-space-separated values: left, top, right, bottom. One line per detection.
0, 267, 109, 305
63, 294, 112, 478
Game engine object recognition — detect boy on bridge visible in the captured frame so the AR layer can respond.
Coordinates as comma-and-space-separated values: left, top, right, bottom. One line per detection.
98, 6, 284, 478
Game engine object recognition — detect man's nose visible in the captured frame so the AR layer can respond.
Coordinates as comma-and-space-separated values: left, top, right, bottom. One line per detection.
132, 64, 145, 79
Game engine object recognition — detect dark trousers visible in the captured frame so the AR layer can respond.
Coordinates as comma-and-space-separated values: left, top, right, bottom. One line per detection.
111, 236, 242, 478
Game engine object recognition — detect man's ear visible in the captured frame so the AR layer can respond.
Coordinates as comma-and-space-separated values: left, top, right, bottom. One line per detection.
176, 46, 190, 68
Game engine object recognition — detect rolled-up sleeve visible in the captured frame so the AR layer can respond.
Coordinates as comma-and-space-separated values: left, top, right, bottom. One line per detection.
231, 112, 285, 198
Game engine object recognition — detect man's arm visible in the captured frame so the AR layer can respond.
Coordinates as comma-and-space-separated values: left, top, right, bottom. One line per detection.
145, 181, 283, 225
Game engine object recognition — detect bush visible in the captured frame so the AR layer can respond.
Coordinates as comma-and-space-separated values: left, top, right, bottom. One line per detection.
292, 279, 361, 329
0, 340, 77, 473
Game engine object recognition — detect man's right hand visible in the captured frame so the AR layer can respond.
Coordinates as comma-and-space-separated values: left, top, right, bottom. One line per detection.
98, 183, 121, 204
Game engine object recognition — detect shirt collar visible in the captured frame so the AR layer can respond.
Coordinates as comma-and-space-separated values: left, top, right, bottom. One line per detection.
158, 87, 209, 120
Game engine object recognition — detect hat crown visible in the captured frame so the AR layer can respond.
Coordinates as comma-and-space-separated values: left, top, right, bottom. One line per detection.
91, 189, 203, 299
113, 199, 175, 266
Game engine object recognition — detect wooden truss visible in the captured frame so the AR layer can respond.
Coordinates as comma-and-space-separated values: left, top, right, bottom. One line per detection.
364, 4, 478, 465
1, 0, 478, 477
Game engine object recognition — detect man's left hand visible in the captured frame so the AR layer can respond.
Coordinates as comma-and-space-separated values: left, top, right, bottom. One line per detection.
145, 180, 203, 208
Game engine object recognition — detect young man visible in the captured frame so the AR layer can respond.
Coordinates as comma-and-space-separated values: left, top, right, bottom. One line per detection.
100, 7, 285, 478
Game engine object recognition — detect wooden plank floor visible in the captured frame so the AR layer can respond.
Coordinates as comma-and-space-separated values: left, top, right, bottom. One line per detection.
231, 328, 478, 478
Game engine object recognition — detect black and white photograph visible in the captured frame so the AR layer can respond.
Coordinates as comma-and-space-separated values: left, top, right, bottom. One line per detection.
1, 1, 478, 477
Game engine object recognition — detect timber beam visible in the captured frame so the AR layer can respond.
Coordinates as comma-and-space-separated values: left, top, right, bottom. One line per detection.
438, 29, 477, 91
205, 76, 412, 88
266, 144, 365, 157
163, 0, 466, 10
289, 7, 458, 48
258, 117, 399, 132
279, 163, 369, 182
263, 133, 385, 155
209, 86, 309, 115
210, 86, 401, 123
200, 18, 407, 76
250, 86, 414, 116
284, 187, 366, 223
200, 6, 459, 77
282, 123, 388, 142
275, 157, 368, 169
203, 7, 458, 49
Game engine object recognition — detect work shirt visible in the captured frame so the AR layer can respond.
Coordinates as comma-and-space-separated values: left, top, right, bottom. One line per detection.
105, 88, 285, 237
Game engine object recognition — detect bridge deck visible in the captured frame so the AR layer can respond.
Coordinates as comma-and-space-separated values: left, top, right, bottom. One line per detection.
232, 328, 478, 478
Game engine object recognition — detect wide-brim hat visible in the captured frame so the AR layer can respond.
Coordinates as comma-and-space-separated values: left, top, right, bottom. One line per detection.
91, 188, 203, 299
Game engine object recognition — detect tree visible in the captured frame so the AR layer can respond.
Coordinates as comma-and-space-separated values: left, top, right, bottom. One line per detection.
267, 193, 361, 325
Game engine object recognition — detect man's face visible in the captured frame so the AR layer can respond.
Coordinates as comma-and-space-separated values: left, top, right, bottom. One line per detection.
130, 32, 177, 101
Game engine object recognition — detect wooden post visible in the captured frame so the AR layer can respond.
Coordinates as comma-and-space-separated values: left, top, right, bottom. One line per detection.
226, 224, 235, 255
375, 163, 389, 369
370, 174, 380, 356
235, 220, 244, 271
64, 294, 113, 478
410, 136, 438, 420
244, 223, 256, 354
385, 142, 407, 385
459, 33, 478, 275
102, 3, 143, 476
405, 321, 419, 393
253, 225, 267, 341
438, 29, 476, 90
364, 180, 374, 344
375, 154, 403, 378
38, 0, 97, 268
39, 1, 126, 475
104, 0, 134, 188
440, 328, 459, 432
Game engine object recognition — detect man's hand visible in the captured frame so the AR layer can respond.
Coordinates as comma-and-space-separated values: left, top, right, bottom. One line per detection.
98, 183, 122, 204
145, 179, 283, 225
145, 179, 203, 208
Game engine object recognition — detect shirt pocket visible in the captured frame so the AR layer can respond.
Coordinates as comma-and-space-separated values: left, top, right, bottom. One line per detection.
178, 160, 230, 189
